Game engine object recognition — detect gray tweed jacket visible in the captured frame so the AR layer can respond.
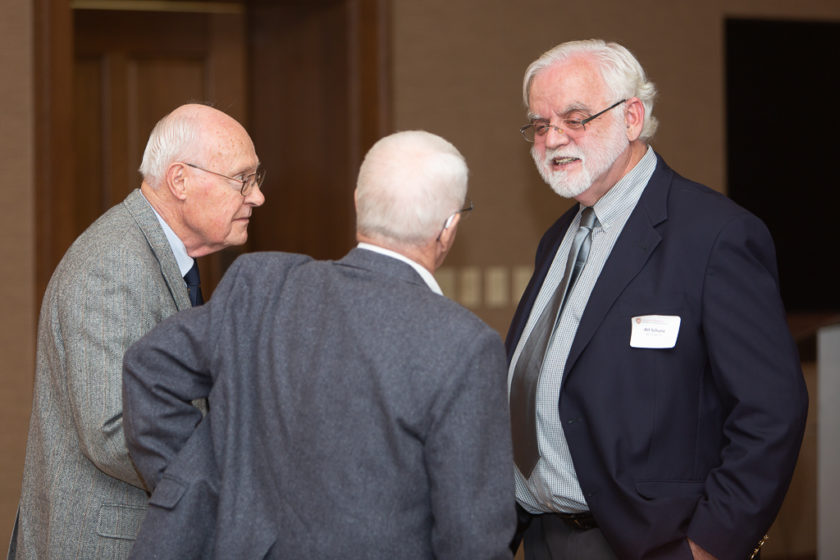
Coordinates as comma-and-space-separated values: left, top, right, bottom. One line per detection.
9, 189, 191, 559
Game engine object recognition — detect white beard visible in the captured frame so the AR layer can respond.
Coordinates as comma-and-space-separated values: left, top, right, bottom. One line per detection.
531, 118, 629, 199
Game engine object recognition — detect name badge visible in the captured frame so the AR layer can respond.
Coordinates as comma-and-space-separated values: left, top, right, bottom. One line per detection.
630, 315, 681, 349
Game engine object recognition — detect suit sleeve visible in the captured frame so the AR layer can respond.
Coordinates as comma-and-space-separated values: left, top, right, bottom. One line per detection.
424, 328, 516, 560
687, 212, 808, 558
122, 259, 239, 491
59, 245, 175, 489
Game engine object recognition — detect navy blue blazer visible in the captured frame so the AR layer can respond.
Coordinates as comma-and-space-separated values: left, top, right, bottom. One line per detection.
506, 154, 808, 560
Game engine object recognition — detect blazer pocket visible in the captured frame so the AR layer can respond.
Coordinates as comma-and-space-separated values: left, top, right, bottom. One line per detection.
149, 475, 188, 510
636, 480, 705, 500
97, 503, 147, 540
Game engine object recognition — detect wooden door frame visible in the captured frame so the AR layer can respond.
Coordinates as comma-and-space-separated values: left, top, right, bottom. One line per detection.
34, 0, 75, 305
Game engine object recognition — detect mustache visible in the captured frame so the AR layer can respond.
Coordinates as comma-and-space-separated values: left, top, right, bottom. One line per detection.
543, 147, 584, 163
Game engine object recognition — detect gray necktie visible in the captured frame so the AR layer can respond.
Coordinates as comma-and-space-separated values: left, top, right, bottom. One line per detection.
509, 206, 598, 478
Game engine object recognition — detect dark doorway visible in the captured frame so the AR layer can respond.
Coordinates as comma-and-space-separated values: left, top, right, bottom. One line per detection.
725, 18, 840, 313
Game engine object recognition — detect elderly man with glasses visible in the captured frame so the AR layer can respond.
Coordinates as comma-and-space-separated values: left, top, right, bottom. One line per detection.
120, 130, 515, 559
10, 103, 265, 559
506, 39, 807, 560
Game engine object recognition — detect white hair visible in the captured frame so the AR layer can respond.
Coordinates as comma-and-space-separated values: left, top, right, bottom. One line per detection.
138, 105, 204, 188
355, 130, 468, 246
523, 39, 659, 142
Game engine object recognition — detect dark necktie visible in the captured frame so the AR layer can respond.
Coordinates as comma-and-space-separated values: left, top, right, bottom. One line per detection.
184, 261, 204, 306
509, 207, 598, 478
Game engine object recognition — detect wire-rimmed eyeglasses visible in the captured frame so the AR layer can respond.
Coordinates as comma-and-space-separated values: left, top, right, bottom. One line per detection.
437, 199, 474, 241
519, 99, 626, 142
184, 162, 266, 196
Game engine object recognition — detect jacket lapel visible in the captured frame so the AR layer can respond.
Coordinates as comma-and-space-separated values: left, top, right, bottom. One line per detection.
562, 155, 672, 380
123, 189, 193, 311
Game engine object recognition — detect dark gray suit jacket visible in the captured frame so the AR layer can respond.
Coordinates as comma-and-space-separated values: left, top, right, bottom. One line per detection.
123, 248, 516, 559
10, 189, 191, 559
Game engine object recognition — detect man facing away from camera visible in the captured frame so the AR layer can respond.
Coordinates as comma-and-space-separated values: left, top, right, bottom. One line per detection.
9, 103, 265, 559
506, 39, 807, 560
121, 130, 516, 559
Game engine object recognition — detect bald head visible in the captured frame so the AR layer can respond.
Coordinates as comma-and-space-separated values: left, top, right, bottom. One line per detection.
138, 103, 265, 257
139, 104, 252, 189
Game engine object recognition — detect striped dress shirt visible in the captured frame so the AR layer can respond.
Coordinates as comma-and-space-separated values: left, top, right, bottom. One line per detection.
509, 146, 657, 514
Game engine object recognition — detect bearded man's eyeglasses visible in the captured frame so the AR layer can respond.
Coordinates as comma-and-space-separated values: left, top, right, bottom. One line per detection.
519, 99, 626, 142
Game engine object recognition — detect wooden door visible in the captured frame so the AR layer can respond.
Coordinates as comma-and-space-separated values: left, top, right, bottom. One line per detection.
36, 0, 390, 300
73, 4, 249, 293
247, 0, 392, 261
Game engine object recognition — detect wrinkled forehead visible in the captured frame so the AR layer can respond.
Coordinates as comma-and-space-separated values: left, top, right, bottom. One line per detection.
528, 57, 610, 116
199, 117, 259, 171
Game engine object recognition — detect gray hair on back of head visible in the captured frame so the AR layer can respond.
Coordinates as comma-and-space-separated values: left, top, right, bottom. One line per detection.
138, 105, 204, 188
522, 39, 659, 142
356, 130, 468, 247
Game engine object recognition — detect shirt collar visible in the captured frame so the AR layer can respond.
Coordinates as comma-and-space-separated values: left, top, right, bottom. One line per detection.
140, 191, 194, 277
591, 145, 657, 231
356, 242, 443, 295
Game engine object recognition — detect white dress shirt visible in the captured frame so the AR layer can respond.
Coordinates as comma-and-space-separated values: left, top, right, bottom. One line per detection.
142, 192, 195, 277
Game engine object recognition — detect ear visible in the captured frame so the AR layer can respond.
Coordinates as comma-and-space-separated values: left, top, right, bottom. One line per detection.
165, 162, 189, 201
624, 97, 645, 142
431, 213, 460, 271
437, 212, 460, 252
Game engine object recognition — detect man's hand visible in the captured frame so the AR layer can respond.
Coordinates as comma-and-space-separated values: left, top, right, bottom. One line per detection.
688, 538, 718, 560
688, 539, 717, 560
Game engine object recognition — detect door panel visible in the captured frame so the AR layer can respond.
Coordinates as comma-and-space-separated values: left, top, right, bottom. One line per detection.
73, 7, 247, 293
247, 0, 391, 261
39, 1, 389, 300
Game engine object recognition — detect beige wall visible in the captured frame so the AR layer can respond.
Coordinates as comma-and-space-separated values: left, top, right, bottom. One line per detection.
0, 0, 34, 549
390, 0, 840, 335
391, 2, 837, 557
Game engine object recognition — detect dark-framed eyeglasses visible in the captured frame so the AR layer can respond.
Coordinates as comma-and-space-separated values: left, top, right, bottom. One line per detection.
184, 162, 266, 196
519, 99, 627, 142
437, 199, 473, 241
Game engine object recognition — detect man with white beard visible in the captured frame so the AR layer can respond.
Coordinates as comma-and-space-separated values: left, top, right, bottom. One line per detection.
506, 39, 807, 560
